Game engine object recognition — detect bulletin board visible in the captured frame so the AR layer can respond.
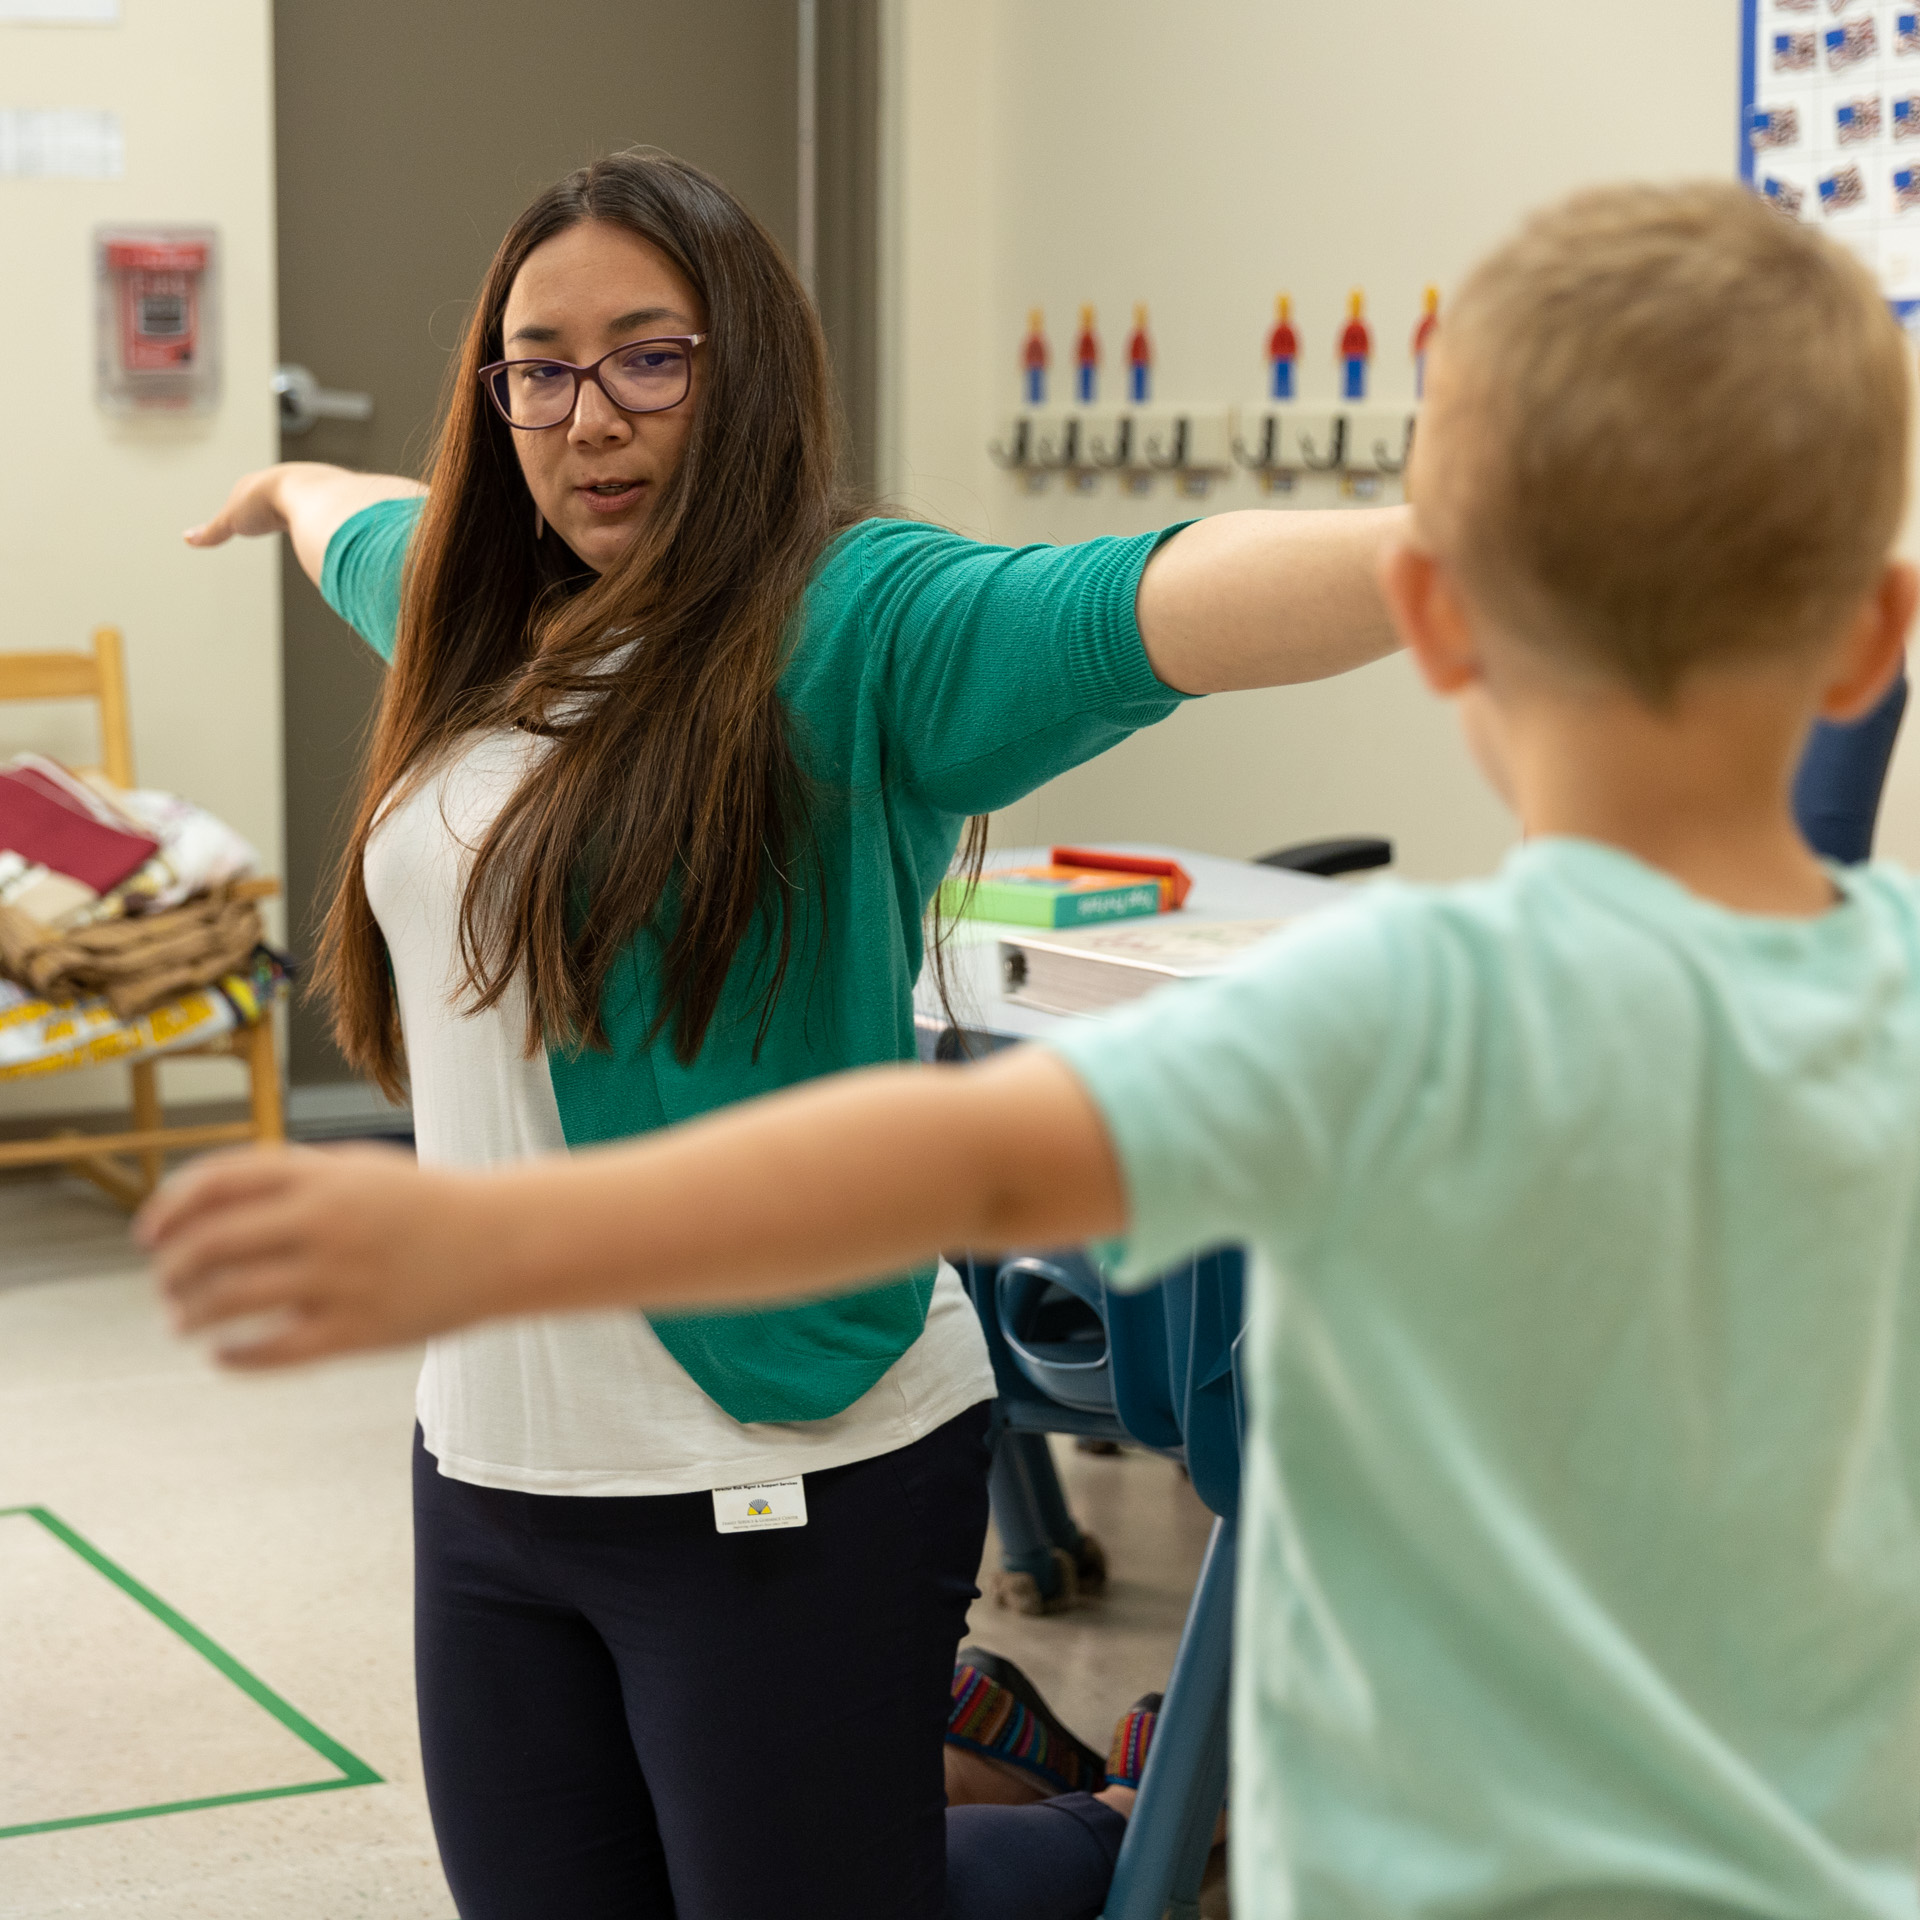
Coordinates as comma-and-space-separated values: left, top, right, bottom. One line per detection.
1743, 2, 1920, 324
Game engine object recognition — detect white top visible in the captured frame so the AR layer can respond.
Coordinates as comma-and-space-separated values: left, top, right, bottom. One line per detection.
364, 726, 995, 1497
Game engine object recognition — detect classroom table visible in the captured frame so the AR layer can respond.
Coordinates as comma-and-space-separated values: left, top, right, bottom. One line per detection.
914, 846, 1347, 1920
912, 841, 1346, 1055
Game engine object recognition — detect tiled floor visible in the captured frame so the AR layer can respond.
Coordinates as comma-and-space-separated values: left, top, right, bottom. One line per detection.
0, 1170, 1220, 1918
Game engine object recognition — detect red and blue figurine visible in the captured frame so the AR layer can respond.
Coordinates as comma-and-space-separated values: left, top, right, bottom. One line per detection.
1339, 289, 1372, 402
1411, 285, 1439, 401
1022, 308, 1049, 407
1126, 303, 1152, 405
1267, 293, 1298, 401
1075, 305, 1099, 406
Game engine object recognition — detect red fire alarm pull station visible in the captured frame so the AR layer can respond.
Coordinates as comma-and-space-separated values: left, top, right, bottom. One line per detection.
96, 226, 220, 413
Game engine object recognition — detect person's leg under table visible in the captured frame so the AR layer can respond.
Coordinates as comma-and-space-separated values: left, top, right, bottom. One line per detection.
574, 1403, 993, 1920
945, 1796, 1128, 1920
411, 1432, 675, 1919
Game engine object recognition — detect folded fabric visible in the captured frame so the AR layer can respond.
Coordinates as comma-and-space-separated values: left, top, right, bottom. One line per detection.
0, 887, 264, 1019
0, 756, 261, 926
0, 947, 287, 1081
78, 775, 260, 918
0, 850, 96, 927
0, 766, 158, 894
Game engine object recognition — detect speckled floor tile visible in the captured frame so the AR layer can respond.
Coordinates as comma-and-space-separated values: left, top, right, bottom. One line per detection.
0, 1247, 448, 1919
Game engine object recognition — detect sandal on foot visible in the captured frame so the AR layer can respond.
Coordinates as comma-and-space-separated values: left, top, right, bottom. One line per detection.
948, 1647, 1104, 1795
1104, 1692, 1163, 1789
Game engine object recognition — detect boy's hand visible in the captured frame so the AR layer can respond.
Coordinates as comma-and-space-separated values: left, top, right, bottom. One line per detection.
137, 1051, 1126, 1366
137, 1145, 518, 1367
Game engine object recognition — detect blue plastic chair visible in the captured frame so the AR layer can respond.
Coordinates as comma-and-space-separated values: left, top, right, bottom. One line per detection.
963, 1244, 1246, 1920
925, 1027, 1115, 1608
930, 840, 1373, 1917
1794, 672, 1907, 864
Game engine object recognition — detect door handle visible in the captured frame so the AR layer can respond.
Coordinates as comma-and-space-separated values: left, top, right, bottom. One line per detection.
273, 363, 373, 436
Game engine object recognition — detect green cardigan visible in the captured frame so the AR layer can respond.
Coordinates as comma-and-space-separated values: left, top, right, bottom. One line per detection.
322, 500, 1187, 1423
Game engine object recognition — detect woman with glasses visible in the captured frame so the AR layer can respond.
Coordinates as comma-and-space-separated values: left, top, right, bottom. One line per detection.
186, 149, 1398, 1918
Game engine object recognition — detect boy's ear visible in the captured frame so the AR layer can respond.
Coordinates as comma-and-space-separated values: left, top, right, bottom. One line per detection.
1379, 540, 1481, 695
1819, 560, 1918, 723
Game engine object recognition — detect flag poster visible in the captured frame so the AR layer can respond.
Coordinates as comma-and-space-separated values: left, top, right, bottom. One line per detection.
1745, 3, 1920, 317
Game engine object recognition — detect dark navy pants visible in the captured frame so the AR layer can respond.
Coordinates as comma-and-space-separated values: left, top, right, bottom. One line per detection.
413, 1411, 1123, 1920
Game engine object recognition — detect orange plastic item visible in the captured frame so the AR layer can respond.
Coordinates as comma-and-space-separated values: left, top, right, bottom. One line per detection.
1049, 847, 1192, 911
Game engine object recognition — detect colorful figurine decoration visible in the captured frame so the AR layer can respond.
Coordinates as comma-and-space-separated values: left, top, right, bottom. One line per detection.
1127, 303, 1153, 405
1075, 305, 1099, 405
1267, 294, 1299, 400
1021, 308, 1049, 407
1339, 289, 1372, 402
1411, 285, 1440, 399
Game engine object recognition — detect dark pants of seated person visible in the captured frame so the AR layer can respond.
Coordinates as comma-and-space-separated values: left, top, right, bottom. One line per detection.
1794, 671, 1907, 864
947, 1797, 1127, 1920
413, 1412, 1125, 1920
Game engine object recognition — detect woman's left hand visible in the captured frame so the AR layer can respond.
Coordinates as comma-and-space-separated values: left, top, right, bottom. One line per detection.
137, 1145, 518, 1367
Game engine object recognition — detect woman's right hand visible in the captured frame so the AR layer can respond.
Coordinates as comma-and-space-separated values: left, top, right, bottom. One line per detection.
183, 462, 425, 588
184, 465, 294, 547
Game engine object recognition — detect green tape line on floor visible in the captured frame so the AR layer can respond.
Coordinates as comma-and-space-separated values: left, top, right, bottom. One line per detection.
0, 1505, 381, 1840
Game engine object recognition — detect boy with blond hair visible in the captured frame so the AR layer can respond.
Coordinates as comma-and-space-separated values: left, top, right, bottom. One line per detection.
149, 182, 1920, 1919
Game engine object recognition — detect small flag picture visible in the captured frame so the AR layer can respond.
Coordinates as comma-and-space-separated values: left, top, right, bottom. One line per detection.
1764, 174, 1807, 218
1836, 97, 1883, 145
1773, 29, 1816, 71
1825, 17, 1878, 70
1819, 163, 1867, 214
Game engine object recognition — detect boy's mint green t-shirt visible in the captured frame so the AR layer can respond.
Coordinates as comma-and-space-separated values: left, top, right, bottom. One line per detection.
1052, 838, 1920, 1920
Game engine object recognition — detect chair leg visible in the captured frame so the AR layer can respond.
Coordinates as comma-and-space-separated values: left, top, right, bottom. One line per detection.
1019, 1427, 1109, 1594
65, 1140, 151, 1211
244, 1018, 285, 1144
989, 1428, 1105, 1614
1022, 1429, 1087, 1552
1099, 1514, 1236, 1920
129, 1060, 163, 1196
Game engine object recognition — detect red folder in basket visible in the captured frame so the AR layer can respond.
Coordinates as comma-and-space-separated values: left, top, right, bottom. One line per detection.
0, 768, 157, 893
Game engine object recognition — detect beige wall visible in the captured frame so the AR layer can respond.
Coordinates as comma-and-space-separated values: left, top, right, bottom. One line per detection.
0, 0, 279, 1116
881, 3, 1920, 877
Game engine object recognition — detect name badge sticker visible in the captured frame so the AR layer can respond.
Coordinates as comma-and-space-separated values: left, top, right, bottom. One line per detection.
711, 1475, 808, 1534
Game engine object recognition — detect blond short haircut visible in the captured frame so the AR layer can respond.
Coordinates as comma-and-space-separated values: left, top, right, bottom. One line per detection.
1421, 181, 1911, 702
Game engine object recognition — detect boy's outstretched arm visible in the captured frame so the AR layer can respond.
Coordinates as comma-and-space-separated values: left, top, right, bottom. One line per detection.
139, 1049, 1124, 1369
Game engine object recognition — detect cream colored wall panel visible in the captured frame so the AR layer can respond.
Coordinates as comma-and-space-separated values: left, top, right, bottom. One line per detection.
881, 0, 1002, 538
886, 2, 1894, 888
996, 652, 1515, 876
0, 0, 279, 1117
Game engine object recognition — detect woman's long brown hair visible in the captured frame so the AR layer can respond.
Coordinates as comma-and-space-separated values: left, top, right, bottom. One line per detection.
315, 151, 882, 1099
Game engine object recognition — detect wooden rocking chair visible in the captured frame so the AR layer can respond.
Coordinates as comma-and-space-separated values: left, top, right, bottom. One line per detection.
0, 626, 284, 1208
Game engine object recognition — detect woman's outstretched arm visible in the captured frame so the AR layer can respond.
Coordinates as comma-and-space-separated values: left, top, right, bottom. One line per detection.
185, 463, 426, 587
1136, 504, 1408, 694
139, 1048, 1125, 1369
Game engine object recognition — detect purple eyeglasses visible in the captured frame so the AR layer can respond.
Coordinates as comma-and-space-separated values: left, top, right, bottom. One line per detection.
478, 334, 707, 431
